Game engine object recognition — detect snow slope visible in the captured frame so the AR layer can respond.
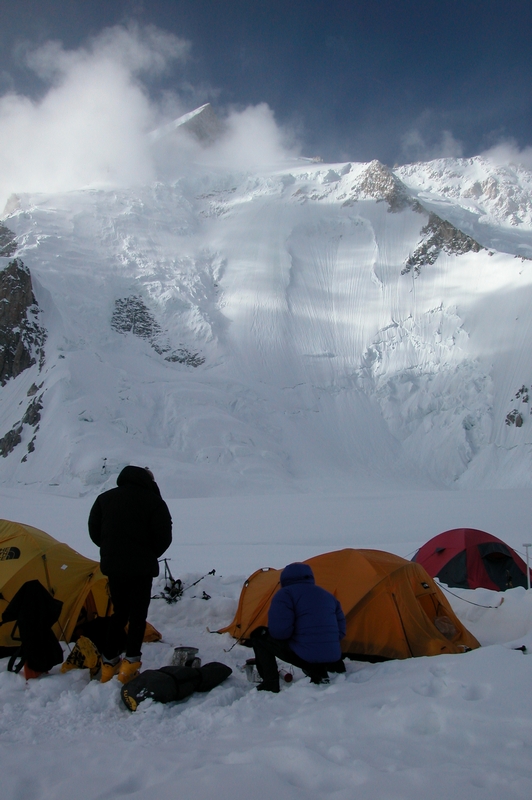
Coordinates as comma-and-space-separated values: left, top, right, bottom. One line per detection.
397, 156, 532, 253
2, 156, 532, 497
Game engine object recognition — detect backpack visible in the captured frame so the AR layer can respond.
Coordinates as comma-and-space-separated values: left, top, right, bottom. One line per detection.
1, 579, 63, 676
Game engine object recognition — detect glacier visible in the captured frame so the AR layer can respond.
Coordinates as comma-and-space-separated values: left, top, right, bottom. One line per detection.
2, 155, 532, 497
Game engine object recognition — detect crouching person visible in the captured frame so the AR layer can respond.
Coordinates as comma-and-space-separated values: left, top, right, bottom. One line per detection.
88, 466, 172, 684
251, 562, 346, 693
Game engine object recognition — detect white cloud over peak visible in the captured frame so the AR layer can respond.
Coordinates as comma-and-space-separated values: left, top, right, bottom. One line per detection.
480, 140, 532, 171
205, 103, 299, 169
400, 127, 464, 164
0, 25, 185, 208
0, 24, 298, 214
25, 23, 190, 84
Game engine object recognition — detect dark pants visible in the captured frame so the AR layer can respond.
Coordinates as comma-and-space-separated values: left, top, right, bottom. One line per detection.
104, 574, 153, 660
251, 628, 345, 688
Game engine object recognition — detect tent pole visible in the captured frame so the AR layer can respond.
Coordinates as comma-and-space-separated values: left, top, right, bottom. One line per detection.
523, 544, 532, 591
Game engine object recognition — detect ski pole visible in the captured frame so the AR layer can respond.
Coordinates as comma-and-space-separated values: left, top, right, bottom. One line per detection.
181, 569, 216, 593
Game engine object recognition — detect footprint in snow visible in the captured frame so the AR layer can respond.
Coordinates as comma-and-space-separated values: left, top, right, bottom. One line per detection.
462, 683, 491, 701
412, 676, 450, 698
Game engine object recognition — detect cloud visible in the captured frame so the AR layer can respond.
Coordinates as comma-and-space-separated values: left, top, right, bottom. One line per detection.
25, 23, 189, 83
0, 24, 189, 210
480, 140, 532, 170
205, 103, 299, 169
0, 24, 299, 214
400, 127, 464, 164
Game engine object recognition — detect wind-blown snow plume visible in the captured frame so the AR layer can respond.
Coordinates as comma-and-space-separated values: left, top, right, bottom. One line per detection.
480, 140, 532, 170
401, 126, 464, 163
203, 103, 299, 169
0, 25, 188, 209
0, 24, 297, 213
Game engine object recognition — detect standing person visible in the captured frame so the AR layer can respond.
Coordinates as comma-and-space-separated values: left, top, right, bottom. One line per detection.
88, 465, 172, 684
251, 562, 346, 693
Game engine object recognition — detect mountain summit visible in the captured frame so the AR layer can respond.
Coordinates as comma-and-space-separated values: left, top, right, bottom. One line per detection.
149, 103, 226, 145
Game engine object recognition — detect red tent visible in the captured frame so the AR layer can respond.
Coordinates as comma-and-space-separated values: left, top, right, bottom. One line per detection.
413, 529, 531, 591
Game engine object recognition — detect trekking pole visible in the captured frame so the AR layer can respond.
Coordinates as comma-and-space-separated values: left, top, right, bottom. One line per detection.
160, 558, 175, 583
151, 559, 182, 602
181, 569, 216, 593
522, 544, 531, 591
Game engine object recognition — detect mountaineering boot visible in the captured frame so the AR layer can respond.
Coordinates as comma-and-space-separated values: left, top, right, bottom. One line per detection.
256, 681, 280, 693
310, 675, 330, 685
304, 666, 330, 685
61, 636, 102, 679
100, 657, 122, 683
117, 658, 141, 685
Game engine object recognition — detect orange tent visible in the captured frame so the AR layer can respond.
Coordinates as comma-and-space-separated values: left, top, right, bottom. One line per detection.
219, 549, 480, 660
0, 519, 111, 649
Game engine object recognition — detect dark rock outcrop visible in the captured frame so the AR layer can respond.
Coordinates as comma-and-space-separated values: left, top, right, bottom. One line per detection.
0, 223, 17, 257
111, 295, 162, 341
338, 162, 483, 277
111, 296, 204, 367
344, 161, 416, 212
402, 213, 484, 276
178, 103, 226, 145
505, 409, 524, 427
505, 385, 530, 428
0, 394, 43, 459
150, 103, 226, 147
0, 425, 23, 458
0, 259, 47, 385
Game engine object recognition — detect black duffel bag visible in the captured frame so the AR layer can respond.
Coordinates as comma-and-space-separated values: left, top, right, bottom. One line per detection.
121, 661, 232, 711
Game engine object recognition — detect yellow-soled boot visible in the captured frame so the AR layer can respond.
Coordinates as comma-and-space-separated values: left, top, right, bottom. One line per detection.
100, 659, 122, 683
61, 636, 102, 680
117, 658, 141, 685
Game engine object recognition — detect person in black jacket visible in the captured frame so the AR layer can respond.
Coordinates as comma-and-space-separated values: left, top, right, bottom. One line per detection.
88, 465, 172, 684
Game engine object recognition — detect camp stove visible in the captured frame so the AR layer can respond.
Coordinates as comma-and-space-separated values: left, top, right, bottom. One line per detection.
171, 646, 201, 668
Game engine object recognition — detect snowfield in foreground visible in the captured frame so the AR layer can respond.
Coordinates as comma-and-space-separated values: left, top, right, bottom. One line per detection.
1, 488, 532, 800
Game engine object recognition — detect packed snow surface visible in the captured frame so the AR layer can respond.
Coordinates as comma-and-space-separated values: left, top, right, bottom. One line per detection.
1, 489, 532, 800
2, 154, 532, 798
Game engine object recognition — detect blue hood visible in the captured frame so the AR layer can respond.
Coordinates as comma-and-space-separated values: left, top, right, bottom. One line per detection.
280, 562, 315, 587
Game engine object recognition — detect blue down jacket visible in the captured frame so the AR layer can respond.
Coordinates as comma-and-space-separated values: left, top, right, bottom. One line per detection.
268, 563, 346, 663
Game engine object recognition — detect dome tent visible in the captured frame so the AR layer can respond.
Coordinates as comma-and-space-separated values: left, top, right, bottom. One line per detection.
0, 519, 111, 652
219, 549, 479, 661
412, 528, 531, 591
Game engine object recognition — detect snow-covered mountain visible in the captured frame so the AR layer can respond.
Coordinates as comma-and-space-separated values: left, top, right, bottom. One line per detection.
149, 103, 226, 145
1, 154, 532, 498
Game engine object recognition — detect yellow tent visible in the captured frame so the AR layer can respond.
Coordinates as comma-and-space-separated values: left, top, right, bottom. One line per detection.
0, 519, 110, 649
219, 549, 480, 660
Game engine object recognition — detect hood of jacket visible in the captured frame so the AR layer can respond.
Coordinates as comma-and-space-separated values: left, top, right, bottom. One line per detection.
116, 465, 159, 494
280, 562, 315, 587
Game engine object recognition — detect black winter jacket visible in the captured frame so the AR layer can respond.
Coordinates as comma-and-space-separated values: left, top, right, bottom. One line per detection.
88, 466, 172, 577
